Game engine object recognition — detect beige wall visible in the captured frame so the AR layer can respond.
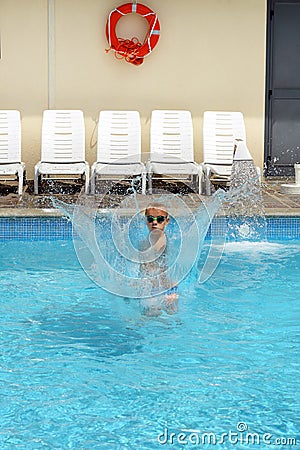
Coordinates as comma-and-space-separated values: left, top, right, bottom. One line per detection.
0, 0, 266, 178
0, 0, 48, 177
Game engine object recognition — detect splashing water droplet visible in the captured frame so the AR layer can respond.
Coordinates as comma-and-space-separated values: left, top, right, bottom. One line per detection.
226, 149, 266, 241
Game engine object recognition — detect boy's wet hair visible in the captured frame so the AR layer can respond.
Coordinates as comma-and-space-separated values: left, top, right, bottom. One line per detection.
144, 202, 168, 216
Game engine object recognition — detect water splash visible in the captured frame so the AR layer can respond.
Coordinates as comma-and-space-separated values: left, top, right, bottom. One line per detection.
53, 187, 224, 298
51, 143, 266, 296
226, 141, 266, 241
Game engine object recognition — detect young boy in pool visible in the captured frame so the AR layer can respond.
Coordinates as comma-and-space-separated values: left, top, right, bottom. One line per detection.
140, 203, 178, 315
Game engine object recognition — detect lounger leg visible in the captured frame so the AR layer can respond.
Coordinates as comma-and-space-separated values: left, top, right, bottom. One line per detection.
191, 174, 197, 193
84, 173, 88, 194
141, 171, 146, 195
198, 166, 204, 195
83, 164, 90, 194
34, 168, 39, 195
23, 170, 27, 191
17, 167, 24, 196
85, 175, 89, 194
148, 172, 153, 194
198, 173, 202, 195
90, 171, 96, 194
256, 166, 261, 182
205, 167, 212, 196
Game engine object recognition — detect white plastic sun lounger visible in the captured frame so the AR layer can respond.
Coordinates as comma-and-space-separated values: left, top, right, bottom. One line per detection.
0, 110, 25, 195
201, 111, 246, 195
147, 110, 201, 193
34, 110, 89, 194
90, 110, 146, 194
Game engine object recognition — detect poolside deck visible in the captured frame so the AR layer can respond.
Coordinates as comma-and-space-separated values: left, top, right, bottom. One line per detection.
0, 178, 299, 217
260, 178, 300, 216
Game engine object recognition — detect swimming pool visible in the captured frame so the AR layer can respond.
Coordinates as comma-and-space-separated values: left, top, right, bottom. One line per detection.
0, 218, 299, 449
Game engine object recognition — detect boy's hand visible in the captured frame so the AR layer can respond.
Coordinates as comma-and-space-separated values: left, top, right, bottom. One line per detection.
163, 293, 179, 313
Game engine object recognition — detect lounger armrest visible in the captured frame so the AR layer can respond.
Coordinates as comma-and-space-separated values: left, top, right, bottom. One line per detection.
93, 161, 144, 166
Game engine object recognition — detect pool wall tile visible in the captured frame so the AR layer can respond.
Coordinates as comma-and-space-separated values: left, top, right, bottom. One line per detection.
0, 216, 299, 241
207, 216, 300, 240
0, 217, 73, 241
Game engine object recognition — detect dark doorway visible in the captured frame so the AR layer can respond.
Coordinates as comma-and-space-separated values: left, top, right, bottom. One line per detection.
265, 0, 300, 176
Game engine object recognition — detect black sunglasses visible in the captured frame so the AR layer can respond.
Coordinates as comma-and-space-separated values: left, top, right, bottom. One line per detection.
146, 215, 167, 224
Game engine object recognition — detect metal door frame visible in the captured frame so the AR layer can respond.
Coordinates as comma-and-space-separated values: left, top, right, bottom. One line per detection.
265, 0, 300, 176
264, 0, 273, 177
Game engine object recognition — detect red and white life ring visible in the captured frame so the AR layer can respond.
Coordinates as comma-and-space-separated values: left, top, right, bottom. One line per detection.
106, 3, 160, 66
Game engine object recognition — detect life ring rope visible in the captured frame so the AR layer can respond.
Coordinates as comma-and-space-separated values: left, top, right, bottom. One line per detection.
105, 3, 161, 66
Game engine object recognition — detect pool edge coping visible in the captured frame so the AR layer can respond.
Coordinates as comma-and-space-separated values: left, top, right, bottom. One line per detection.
0, 207, 299, 218
0, 208, 300, 218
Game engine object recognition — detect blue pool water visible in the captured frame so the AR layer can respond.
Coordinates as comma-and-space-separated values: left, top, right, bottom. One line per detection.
0, 239, 299, 449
